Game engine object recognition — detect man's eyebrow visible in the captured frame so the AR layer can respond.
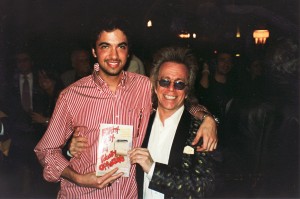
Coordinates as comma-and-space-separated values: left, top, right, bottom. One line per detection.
97, 42, 128, 46
98, 42, 109, 46
118, 42, 128, 46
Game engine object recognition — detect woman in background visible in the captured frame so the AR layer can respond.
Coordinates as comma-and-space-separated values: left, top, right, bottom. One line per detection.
31, 67, 64, 127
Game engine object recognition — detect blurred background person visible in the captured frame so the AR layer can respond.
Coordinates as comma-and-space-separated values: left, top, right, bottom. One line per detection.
125, 54, 146, 75
4, 48, 48, 196
31, 66, 64, 134
237, 56, 265, 98
217, 37, 299, 198
196, 50, 237, 124
61, 47, 92, 87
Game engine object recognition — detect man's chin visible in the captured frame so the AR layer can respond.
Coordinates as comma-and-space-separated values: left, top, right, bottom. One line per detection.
104, 69, 123, 76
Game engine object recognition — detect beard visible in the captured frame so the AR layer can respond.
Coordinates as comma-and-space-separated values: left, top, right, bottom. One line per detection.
99, 63, 124, 77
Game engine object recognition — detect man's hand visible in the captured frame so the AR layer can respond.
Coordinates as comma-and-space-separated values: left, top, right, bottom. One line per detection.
192, 115, 217, 151
62, 167, 123, 189
128, 148, 154, 173
69, 129, 88, 158
77, 168, 123, 189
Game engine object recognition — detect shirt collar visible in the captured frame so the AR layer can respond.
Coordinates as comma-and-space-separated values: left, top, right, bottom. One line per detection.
155, 105, 185, 126
92, 70, 129, 89
21, 72, 33, 80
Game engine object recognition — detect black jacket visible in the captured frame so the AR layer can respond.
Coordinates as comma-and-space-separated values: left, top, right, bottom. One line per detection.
137, 109, 216, 199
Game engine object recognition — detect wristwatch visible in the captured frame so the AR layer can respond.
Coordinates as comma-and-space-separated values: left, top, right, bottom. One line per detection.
201, 113, 219, 124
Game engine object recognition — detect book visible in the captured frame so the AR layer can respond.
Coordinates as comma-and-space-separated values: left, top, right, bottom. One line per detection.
96, 124, 133, 177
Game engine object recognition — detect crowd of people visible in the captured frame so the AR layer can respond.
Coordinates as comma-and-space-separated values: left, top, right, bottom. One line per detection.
0, 16, 299, 199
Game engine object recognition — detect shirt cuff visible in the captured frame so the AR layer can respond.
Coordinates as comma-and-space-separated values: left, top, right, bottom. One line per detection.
146, 162, 155, 181
67, 150, 73, 158
0, 123, 4, 135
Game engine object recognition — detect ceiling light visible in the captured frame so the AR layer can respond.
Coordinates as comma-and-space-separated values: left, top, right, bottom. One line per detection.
253, 29, 269, 44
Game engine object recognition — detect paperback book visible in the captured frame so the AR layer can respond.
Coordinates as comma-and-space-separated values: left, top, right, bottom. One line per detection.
96, 124, 133, 177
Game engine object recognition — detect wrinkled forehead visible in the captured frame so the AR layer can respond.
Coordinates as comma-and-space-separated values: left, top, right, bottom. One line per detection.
158, 61, 189, 80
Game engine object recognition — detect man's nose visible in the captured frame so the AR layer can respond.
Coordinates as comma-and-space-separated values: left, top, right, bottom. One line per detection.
168, 82, 175, 91
109, 47, 119, 59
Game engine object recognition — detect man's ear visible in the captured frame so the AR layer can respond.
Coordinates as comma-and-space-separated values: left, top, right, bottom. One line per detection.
92, 48, 97, 58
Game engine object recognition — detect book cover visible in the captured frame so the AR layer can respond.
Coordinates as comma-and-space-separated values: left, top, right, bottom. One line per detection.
96, 124, 133, 177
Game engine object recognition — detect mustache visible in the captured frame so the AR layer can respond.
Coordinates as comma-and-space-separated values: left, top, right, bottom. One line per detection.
104, 59, 121, 62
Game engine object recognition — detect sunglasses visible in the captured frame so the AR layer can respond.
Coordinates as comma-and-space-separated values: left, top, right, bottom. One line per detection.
157, 79, 188, 90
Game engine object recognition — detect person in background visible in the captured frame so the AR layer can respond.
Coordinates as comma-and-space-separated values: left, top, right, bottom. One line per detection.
196, 51, 236, 123
258, 37, 299, 197
196, 51, 237, 149
129, 46, 216, 198
61, 47, 92, 87
4, 49, 48, 196
126, 54, 146, 75
0, 109, 13, 197
218, 37, 299, 198
31, 66, 64, 133
35, 17, 217, 198
237, 56, 265, 98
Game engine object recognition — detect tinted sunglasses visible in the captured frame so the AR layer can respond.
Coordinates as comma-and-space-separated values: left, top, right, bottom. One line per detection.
157, 79, 188, 90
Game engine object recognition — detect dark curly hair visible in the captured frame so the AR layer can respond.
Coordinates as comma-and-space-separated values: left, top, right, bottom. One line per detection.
90, 16, 132, 54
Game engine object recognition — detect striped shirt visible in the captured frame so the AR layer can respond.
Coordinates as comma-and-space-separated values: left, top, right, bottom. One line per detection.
34, 71, 152, 199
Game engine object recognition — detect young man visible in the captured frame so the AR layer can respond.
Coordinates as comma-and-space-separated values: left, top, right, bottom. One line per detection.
197, 51, 236, 122
35, 17, 217, 198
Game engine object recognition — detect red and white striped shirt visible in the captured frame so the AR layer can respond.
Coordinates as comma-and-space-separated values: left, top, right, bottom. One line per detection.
34, 71, 152, 199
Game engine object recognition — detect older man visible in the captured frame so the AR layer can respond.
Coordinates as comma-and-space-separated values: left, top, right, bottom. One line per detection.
129, 47, 216, 198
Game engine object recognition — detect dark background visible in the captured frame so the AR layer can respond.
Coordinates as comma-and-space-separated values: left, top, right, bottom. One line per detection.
0, 1, 299, 197
0, 0, 299, 78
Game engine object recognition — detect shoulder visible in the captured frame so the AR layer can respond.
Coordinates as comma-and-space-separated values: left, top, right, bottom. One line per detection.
125, 71, 150, 84
59, 75, 93, 95
183, 109, 202, 133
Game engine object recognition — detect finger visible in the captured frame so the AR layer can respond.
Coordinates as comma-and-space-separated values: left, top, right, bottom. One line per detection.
196, 146, 206, 152
100, 172, 123, 188
131, 153, 151, 164
76, 137, 88, 143
98, 170, 123, 187
129, 150, 150, 161
192, 129, 202, 145
209, 138, 218, 151
130, 153, 146, 164
70, 145, 84, 154
101, 168, 118, 179
73, 139, 88, 147
76, 142, 88, 149
129, 147, 146, 153
73, 132, 80, 137
201, 136, 208, 150
206, 137, 213, 151
128, 148, 142, 157
74, 128, 81, 135
73, 153, 81, 158
129, 154, 140, 164
128, 148, 140, 154
213, 141, 218, 150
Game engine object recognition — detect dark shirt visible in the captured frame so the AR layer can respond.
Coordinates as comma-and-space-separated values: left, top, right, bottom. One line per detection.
197, 76, 235, 123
